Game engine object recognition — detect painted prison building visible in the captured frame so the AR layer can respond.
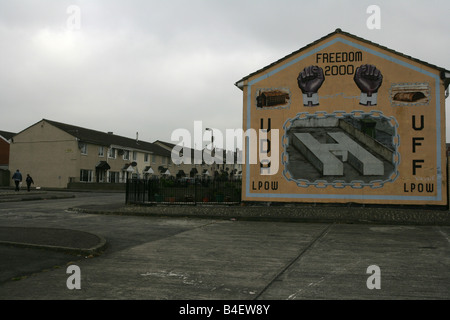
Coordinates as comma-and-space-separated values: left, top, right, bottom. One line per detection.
9, 119, 172, 188
235, 29, 450, 206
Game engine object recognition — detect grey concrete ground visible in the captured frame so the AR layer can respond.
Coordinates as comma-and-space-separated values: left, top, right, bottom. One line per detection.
0, 190, 449, 301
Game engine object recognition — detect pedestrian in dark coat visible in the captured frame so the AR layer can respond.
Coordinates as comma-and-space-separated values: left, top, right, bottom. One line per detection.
12, 169, 22, 191
26, 174, 34, 192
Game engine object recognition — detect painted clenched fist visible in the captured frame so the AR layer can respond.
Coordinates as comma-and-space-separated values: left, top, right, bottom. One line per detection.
354, 64, 383, 105
297, 65, 325, 106
298, 65, 325, 95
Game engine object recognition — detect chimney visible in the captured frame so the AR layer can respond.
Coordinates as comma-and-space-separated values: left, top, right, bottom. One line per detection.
107, 131, 113, 135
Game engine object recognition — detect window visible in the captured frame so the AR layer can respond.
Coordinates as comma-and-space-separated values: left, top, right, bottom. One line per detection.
151, 155, 156, 164
108, 171, 119, 183
98, 146, 104, 157
108, 148, 116, 159
163, 156, 171, 165
123, 150, 130, 160
80, 143, 88, 155
144, 153, 149, 162
80, 169, 93, 182
132, 151, 137, 161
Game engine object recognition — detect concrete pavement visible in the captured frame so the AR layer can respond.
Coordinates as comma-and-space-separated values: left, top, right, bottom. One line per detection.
0, 190, 449, 301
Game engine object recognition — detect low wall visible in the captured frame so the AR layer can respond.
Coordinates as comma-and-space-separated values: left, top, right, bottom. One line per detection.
67, 182, 126, 191
0, 169, 10, 187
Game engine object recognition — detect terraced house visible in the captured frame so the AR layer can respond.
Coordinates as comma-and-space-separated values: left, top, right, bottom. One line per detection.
0, 130, 14, 170
154, 140, 243, 180
0, 130, 15, 186
9, 119, 172, 188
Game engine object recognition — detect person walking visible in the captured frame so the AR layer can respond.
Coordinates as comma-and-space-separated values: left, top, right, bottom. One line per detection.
26, 174, 34, 192
12, 169, 22, 192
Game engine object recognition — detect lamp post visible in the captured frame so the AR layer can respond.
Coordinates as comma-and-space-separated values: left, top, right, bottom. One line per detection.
205, 127, 214, 150
205, 127, 215, 179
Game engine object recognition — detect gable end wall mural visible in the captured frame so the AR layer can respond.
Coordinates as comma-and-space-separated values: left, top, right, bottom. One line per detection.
239, 33, 447, 206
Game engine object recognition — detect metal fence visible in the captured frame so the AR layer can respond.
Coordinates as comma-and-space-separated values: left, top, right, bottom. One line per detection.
126, 177, 242, 205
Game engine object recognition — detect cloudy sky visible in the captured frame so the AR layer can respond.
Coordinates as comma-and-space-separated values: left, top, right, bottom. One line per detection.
1, 0, 449, 145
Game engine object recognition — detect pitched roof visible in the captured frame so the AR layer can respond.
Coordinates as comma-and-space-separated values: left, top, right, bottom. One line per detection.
155, 140, 201, 161
0, 130, 15, 141
154, 140, 177, 150
155, 140, 242, 163
43, 119, 170, 156
235, 28, 450, 89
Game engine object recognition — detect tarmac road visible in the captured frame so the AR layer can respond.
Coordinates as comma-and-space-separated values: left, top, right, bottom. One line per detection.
0, 191, 449, 301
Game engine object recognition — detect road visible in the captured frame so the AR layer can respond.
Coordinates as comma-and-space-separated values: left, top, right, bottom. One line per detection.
0, 192, 449, 302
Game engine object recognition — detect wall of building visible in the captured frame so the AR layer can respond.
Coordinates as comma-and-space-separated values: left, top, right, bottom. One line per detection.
239, 32, 447, 206
8, 121, 242, 189
0, 138, 10, 167
9, 120, 79, 188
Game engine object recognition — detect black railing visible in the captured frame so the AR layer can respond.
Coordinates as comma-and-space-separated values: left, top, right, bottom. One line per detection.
126, 177, 242, 205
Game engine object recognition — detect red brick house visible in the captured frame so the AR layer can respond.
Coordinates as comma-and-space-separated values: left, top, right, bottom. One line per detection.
0, 130, 15, 170
0, 130, 15, 186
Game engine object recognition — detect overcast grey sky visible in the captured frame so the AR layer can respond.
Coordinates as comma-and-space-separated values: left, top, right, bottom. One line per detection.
1, 0, 449, 144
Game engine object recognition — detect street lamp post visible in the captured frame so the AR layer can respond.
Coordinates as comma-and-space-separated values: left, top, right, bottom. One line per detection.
205, 127, 214, 150
205, 127, 215, 178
